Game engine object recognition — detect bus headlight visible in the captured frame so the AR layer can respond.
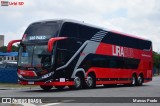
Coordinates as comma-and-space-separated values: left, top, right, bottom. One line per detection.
17, 73, 23, 78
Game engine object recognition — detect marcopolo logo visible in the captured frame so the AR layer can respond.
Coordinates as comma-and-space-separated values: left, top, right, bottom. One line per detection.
1, 1, 24, 6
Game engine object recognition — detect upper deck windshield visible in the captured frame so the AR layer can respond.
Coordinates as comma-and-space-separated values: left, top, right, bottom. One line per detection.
23, 21, 61, 42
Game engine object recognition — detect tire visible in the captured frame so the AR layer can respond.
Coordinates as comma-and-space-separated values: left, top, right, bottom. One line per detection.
70, 74, 84, 89
137, 75, 143, 86
55, 86, 65, 90
85, 74, 96, 88
40, 85, 53, 91
130, 74, 137, 86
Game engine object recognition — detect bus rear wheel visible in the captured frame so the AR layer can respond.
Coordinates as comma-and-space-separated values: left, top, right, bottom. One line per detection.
85, 74, 96, 88
131, 74, 137, 86
40, 85, 53, 91
137, 75, 143, 86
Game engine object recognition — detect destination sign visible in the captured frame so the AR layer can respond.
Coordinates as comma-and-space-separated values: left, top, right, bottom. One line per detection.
29, 36, 47, 40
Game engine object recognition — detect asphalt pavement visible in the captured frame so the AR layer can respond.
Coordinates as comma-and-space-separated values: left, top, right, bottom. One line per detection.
0, 76, 160, 106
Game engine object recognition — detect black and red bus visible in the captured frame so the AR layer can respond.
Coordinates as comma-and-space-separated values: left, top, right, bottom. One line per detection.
7, 19, 153, 90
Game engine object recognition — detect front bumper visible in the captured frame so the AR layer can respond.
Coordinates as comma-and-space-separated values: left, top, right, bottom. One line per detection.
19, 80, 74, 86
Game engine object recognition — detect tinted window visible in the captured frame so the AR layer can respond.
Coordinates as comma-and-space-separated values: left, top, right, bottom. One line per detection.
60, 22, 79, 38
102, 32, 151, 50
80, 54, 140, 70
79, 25, 100, 40
58, 23, 87, 52
60, 22, 100, 40
56, 49, 74, 67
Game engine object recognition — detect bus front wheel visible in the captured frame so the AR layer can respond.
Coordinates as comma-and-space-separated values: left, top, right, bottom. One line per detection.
40, 85, 53, 91
69, 74, 84, 89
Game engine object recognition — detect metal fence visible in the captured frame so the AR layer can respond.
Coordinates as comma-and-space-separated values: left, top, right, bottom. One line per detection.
0, 68, 18, 83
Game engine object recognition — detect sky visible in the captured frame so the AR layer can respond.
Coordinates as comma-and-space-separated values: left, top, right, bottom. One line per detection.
0, 0, 160, 52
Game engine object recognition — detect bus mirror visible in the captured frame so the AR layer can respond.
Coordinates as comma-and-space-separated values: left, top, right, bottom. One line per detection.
48, 37, 67, 52
7, 40, 21, 52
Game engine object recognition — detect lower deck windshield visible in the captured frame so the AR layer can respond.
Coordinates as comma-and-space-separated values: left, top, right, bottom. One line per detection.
18, 45, 52, 68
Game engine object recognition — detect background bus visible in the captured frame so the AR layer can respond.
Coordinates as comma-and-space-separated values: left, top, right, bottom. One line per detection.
7, 19, 153, 90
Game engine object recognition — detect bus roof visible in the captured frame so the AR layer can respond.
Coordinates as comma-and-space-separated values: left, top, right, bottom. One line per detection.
110, 30, 151, 42
31, 19, 151, 42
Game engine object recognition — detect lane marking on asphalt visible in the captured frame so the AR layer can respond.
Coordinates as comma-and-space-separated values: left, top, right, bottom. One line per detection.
18, 103, 37, 106
13, 103, 61, 106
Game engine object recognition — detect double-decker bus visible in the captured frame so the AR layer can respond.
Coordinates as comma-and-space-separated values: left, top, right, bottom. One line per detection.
7, 19, 153, 90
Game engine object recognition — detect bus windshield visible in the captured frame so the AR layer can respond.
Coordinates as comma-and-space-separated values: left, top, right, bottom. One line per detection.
18, 45, 52, 68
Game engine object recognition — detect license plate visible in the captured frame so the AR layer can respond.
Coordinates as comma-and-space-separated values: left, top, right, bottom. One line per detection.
28, 82, 34, 84
60, 78, 65, 82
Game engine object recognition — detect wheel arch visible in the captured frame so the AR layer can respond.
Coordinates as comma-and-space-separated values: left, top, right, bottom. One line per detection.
139, 72, 144, 77
86, 71, 96, 78
71, 68, 86, 78
132, 72, 138, 78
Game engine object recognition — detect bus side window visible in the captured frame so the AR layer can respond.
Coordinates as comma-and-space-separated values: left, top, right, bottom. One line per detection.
56, 49, 68, 66
79, 25, 99, 40
60, 22, 79, 38
56, 49, 75, 67
110, 60, 117, 68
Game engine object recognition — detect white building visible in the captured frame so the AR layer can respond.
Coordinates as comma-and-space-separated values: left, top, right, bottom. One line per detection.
2, 56, 17, 63
0, 52, 18, 63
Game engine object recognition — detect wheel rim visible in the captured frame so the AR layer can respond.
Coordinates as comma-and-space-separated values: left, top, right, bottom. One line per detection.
132, 76, 136, 85
86, 76, 93, 87
138, 76, 142, 84
74, 76, 81, 88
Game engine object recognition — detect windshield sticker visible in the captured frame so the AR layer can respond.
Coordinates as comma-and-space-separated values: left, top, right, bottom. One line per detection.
22, 52, 28, 57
